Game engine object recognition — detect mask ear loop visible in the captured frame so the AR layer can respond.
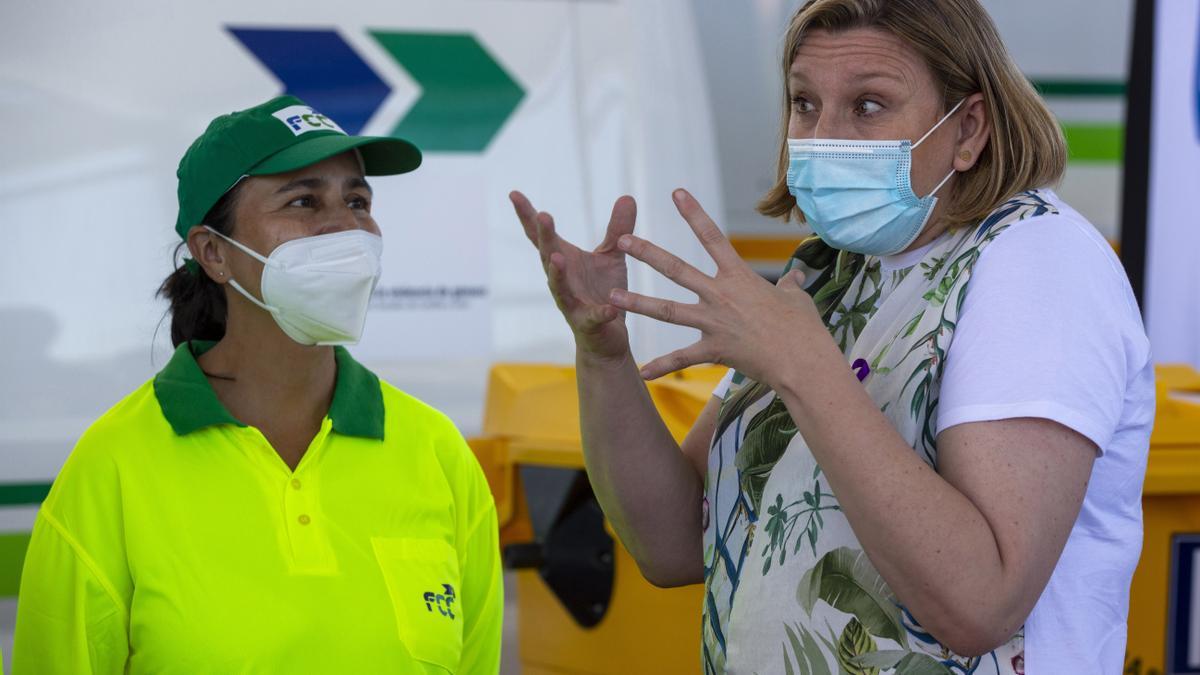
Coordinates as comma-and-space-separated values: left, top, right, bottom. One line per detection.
912, 98, 967, 149
924, 166, 958, 200
203, 225, 270, 265
913, 98, 967, 199
202, 225, 280, 314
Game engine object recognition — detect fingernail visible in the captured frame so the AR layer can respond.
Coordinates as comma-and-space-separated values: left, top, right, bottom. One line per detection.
672, 189, 686, 204
617, 235, 632, 251
609, 288, 626, 303
639, 367, 653, 379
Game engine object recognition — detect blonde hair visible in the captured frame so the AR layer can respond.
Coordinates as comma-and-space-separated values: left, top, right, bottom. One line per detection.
758, 0, 1066, 228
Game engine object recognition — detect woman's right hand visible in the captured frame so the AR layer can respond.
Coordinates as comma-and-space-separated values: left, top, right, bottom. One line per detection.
509, 191, 636, 362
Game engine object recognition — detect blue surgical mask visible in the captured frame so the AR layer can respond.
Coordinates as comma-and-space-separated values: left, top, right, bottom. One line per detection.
786, 99, 965, 256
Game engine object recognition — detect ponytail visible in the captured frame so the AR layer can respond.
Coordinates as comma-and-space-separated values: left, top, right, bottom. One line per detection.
157, 185, 241, 347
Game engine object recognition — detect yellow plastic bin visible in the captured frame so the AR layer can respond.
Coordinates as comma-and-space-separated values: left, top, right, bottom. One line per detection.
471, 364, 1200, 674
471, 364, 720, 674
1125, 366, 1200, 675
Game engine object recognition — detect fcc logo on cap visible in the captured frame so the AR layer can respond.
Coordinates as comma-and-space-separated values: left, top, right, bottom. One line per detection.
272, 105, 347, 136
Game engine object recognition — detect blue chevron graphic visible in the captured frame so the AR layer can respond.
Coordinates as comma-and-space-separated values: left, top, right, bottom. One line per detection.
228, 27, 390, 135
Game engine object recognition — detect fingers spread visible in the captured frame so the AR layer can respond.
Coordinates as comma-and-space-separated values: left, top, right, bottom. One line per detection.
608, 288, 700, 328
534, 211, 559, 268
596, 195, 638, 252
509, 191, 541, 246
544, 251, 574, 310
639, 344, 709, 380
616, 234, 710, 294
672, 189, 740, 269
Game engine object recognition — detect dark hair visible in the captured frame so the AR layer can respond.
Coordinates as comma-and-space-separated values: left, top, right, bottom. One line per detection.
158, 184, 242, 347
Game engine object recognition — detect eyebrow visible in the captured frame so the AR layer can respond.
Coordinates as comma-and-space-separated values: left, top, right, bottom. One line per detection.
347, 176, 373, 195
274, 176, 373, 195
846, 71, 908, 85
790, 69, 905, 83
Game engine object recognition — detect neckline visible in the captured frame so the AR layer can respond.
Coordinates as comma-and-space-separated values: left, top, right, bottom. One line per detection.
879, 238, 939, 271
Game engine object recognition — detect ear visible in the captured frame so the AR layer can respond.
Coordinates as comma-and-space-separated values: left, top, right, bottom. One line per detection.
953, 92, 990, 172
185, 225, 230, 284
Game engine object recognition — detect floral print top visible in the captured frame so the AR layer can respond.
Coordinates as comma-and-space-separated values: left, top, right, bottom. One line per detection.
700, 191, 1059, 674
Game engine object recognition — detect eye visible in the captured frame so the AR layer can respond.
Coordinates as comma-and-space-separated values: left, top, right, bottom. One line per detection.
790, 94, 816, 114
855, 99, 884, 116
287, 195, 316, 208
347, 194, 371, 211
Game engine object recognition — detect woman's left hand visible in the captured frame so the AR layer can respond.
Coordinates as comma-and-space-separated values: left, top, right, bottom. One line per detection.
609, 188, 834, 385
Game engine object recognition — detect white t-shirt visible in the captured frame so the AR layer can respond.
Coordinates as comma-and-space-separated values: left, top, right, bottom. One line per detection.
712, 191, 1154, 673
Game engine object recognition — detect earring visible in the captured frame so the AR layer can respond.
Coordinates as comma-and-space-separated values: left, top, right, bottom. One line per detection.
959, 149, 972, 161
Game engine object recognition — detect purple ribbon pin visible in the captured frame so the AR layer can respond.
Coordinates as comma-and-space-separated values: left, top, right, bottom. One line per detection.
851, 358, 871, 382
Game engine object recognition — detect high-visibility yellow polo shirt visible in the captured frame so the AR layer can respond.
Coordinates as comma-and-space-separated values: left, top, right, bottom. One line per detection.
13, 341, 502, 674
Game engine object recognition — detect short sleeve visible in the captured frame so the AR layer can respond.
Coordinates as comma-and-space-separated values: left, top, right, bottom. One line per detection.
12, 513, 129, 674
936, 213, 1150, 453
13, 418, 135, 674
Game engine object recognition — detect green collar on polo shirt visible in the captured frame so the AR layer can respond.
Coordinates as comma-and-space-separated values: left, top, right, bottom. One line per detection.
153, 340, 384, 439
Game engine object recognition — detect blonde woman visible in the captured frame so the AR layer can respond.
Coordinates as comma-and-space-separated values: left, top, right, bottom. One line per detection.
510, 0, 1152, 672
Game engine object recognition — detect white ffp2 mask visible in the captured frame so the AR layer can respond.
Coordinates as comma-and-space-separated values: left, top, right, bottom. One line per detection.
205, 226, 383, 345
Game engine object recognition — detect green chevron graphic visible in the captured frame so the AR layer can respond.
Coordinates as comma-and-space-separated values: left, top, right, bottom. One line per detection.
371, 31, 525, 152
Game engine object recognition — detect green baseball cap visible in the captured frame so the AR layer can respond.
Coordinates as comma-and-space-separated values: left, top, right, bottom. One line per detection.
174, 95, 422, 239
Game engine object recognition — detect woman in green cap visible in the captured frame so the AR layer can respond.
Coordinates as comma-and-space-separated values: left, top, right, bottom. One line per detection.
12, 96, 502, 674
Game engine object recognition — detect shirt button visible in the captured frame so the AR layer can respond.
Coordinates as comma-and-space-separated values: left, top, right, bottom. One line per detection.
298, 514, 311, 525
291, 478, 302, 490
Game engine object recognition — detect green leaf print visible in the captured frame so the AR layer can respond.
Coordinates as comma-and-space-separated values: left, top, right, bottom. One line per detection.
898, 313, 922, 339
851, 287, 882, 315
847, 649, 956, 674
920, 253, 948, 280
783, 623, 834, 675
920, 275, 956, 306
735, 397, 797, 512
894, 653, 955, 674
795, 547, 906, 644
836, 618, 880, 675
761, 483, 840, 574
850, 313, 868, 337
865, 261, 882, 293
847, 650, 908, 670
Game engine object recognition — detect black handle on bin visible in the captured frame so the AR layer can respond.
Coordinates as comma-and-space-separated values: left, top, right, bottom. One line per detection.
504, 468, 616, 628
503, 542, 545, 569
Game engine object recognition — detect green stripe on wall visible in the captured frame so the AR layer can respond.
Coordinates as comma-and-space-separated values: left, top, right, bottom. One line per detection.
0, 532, 31, 597
1062, 123, 1124, 162
1033, 79, 1126, 97
0, 482, 52, 506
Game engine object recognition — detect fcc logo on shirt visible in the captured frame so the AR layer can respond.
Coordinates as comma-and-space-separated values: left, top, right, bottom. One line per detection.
423, 583, 456, 620
272, 105, 347, 136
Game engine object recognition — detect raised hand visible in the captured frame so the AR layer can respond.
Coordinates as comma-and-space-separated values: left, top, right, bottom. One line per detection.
606, 188, 833, 386
509, 191, 638, 361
